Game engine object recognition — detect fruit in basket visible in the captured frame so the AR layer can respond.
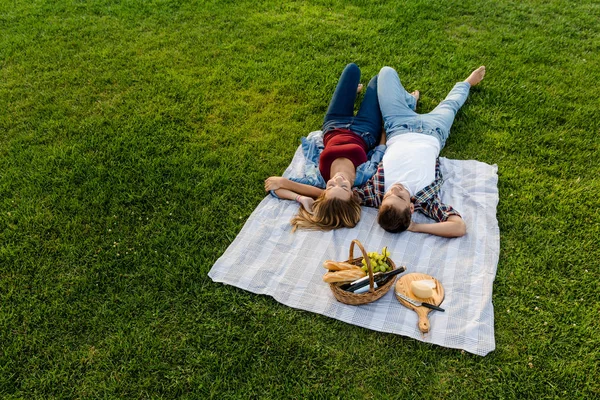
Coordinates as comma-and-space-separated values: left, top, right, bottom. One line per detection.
322, 245, 393, 285
361, 247, 392, 273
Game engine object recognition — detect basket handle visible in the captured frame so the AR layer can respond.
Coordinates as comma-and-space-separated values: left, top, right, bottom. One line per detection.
349, 239, 376, 293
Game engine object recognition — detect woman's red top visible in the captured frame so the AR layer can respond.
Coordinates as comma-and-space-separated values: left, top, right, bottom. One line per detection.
318, 129, 368, 182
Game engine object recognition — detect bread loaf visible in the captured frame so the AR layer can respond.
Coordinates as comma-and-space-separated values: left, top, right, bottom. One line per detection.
323, 260, 361, 271
322, 269, 366, 283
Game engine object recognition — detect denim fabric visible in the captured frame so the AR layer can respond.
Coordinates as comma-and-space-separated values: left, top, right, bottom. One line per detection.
321, 63, 383, 149
377, 66, 471, 149
297, 133, 326, 187
269, 131, 386, 198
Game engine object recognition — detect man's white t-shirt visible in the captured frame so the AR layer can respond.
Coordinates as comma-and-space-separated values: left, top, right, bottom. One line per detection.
382, 133, 441, 196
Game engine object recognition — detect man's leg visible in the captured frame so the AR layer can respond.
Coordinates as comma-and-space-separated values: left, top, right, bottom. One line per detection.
322, 63, 361, 127
424, 66, 485, 148
377, 66, 419, 135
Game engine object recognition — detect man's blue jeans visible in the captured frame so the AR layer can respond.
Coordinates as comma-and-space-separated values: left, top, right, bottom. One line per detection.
322, 63, 383, 149
377, 66, 471, 149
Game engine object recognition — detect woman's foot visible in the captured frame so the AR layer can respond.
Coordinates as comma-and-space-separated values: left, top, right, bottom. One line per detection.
465, 66, 486, 86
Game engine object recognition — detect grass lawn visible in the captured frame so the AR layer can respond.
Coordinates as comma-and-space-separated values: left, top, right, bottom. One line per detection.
1, 0, 599, 397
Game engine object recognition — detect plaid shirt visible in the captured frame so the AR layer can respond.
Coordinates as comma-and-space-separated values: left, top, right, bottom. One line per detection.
353, 159, 461, 222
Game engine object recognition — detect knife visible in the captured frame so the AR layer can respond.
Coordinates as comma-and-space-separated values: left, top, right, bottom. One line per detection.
395, 291, 445, 312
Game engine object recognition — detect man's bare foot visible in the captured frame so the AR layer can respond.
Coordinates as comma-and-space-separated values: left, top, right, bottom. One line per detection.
411, 90, 420, 103
357, 83, 364, 94
465, 66, 486, 86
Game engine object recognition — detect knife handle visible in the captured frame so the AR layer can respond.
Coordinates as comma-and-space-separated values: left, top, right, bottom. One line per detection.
422, 302, 445, 312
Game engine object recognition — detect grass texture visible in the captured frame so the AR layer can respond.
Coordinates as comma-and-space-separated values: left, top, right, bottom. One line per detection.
1, 0, 599, 398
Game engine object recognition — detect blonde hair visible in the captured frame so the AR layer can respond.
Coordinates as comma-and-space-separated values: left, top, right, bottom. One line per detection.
291, 192, 362, 232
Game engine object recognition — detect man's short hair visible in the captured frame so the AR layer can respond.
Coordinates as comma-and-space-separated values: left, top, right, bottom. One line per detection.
377, 203, 412, 233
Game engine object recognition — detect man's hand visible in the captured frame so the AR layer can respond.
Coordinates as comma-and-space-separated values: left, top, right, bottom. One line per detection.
264, 176, 286, 192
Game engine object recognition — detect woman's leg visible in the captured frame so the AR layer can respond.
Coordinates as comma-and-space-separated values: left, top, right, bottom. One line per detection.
377, 66, 418, 136
322, 63, 361, 128
349, 74, 383, 148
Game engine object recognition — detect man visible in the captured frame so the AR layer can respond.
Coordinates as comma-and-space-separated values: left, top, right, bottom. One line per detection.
353, 65, 486, 237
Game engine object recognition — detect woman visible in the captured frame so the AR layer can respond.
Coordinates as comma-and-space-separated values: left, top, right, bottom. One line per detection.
264, 63, 385, 231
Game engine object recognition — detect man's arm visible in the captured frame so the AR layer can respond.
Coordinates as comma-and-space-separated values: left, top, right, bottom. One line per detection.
264, 177, 324, 199
408, 215, 466, 238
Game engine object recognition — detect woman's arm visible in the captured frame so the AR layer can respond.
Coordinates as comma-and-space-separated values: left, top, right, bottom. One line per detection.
407, 215, 466, 238
264, 177, 324, 199
273, 188, 315, 213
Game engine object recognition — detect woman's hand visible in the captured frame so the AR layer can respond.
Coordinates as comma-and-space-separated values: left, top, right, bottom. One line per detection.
264, 176, 286, 192
379, 129, 387, 145
297, 196, 315, 214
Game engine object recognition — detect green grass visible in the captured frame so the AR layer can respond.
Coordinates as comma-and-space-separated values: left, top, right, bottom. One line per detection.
1, 0, 599, 398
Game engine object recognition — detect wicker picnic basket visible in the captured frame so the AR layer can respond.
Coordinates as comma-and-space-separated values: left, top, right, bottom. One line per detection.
328, 239, 399, 305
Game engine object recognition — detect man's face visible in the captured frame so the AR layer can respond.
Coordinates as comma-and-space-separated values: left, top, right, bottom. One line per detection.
381, 183, 413, 212
325, 173, 352, 201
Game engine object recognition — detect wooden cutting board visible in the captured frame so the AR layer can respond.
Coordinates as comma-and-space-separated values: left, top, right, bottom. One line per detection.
395, 273, 445, 333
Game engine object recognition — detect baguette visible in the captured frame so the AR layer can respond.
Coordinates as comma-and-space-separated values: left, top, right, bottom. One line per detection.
322, 269, 366, 283
322, 260, 362, 271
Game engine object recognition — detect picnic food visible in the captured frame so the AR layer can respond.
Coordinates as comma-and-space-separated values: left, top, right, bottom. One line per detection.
396, 273, 445, 333
361, 247, 392, 273
322, 260, 362, 271
410, 279, 437, 299
323, 246, 393, 285
326, 240, 400, 306
322, 269, 366, 283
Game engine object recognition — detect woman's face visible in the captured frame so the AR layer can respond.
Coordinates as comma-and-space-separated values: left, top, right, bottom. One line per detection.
325, 173, 352, 201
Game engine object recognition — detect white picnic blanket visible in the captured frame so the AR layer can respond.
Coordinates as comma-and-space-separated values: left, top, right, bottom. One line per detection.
209, 157, 499, 356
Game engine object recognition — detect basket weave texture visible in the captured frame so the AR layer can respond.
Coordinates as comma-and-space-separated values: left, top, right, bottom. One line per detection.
328, 239, 397, 305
